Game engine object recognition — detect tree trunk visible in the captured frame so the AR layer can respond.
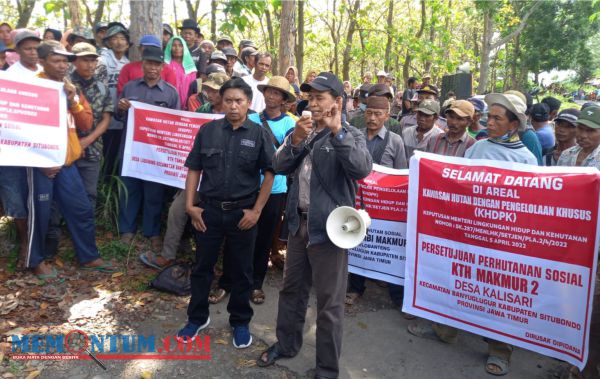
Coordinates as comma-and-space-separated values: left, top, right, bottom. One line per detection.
510, 35, 520, 90
83, 0, 106, 28
68, 0, 82, 28
128, 0, 163, 61
423, 4, 436, 76
15, 0, 36, 28
278, 0, 296, 75
477, 7, 493, 94
264, 4, 278, 74
185, 0, 200, 20
341, 0, 361, 81
384, 0, 394, 73
403, 0, 426, 85
211, 0, 217, 41
296, 0, 305, 78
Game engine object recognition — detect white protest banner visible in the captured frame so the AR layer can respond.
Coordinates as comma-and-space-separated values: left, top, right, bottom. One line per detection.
349, 164, 409, 285
404, 151, 600, 369
0, 71, 67, 167
122, 101, 223, 188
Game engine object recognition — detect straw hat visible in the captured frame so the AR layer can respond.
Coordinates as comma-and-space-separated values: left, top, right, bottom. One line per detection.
257, 76, 296, 102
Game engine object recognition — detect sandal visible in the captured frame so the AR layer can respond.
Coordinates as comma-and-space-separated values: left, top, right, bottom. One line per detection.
407, 323, 444, 342
139, 251, 172, 270
35, 267, 65, 284
208, 287, 228, 304
80, 261, 117, 273
345, 292, 360, 306
251, 289, 265, 305
256, 344, 288, 367
485, 355, 510, 376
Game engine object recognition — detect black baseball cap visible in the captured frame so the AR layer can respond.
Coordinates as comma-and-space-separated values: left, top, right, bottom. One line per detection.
141, 46, 164, 63
300, 72, 344, 97
368, 83, 393, 99
531, 103, 550, 122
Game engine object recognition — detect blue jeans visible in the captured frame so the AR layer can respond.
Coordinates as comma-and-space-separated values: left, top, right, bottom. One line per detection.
27, 165, 100, 268
118, 176, 165, 237
0, 166, 28, 218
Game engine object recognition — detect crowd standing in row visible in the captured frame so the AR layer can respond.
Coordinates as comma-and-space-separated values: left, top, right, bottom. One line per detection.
0, 19, 599, 379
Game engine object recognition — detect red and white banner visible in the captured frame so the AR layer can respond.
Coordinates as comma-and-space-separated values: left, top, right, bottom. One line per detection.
0, 72, 67, 167
404, 151, 600, 369
349, 164, 409, 285
123, 101, 223, 188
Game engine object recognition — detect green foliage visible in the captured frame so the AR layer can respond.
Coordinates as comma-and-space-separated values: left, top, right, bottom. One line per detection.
96, 170, 127, 235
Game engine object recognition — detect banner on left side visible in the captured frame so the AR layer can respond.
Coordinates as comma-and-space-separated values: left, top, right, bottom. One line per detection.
0, 72, 67, 167
123, 101, 223, 189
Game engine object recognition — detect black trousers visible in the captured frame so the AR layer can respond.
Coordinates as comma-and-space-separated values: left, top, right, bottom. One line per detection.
252, 193, 285, 290
187, 204, 257, 326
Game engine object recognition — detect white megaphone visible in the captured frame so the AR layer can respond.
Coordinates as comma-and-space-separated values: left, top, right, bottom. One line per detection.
326, 206, 371, 249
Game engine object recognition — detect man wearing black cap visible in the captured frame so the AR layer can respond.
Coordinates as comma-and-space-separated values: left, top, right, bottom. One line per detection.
530, 102, 555, 153
349, 83, 402, 135
257, 72, 372, 379
545, 108, 579, 166
178, 19, 207, 74
115, 46, 180, 248
222, 47, 238, 77
6, 30, 42, 76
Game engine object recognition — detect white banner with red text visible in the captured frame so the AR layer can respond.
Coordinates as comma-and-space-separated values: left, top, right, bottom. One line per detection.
0, 71, 68, 167
403, 151, 600, 369
349, 164, 409, 285
122, 101, 223, 188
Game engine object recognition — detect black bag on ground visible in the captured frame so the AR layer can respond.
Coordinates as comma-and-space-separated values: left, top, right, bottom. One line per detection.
149, 263, 192, 296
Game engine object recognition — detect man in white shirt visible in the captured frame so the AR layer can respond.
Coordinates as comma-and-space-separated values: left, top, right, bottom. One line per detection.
242, 52, 271, 112
6, 30, 42, 76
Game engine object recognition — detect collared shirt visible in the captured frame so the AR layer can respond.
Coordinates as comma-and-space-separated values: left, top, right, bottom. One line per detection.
402, 125, 443, 160
6, 61, 42, 76
363, 126, 407, 169
351, 115, 403, 135
185, 117, 275, 200
425, 131, 476, 158
70, 70, 114, 162
119, 78, 180, 111
557, 144, 600, 169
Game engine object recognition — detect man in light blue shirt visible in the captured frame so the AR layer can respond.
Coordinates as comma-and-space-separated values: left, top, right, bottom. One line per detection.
530, 102, 555, 154
247, 76, 296, 304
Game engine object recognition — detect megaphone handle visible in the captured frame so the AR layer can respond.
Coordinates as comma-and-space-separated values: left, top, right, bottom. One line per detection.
359, 185, 366, 209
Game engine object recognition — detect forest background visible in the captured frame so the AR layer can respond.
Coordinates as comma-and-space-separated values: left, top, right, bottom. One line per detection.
3, 0, 600, 97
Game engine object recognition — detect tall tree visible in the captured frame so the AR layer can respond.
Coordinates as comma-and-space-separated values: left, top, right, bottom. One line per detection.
67, 0, 81, 28
383, 0, 394, 73
296, 0, 305, 78
15, 0, 36, 28
210, 0, 217, 41
83, 0, 106, 29
128, 0, 162, 61
278, 0, 296, 75
403, 0, 426, 84
185, 0, 200, 20
341, 0, 361, 81
476, 0, 541, 93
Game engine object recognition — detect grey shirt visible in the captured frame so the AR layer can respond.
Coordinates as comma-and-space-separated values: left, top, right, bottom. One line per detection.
364, 126, 407, 169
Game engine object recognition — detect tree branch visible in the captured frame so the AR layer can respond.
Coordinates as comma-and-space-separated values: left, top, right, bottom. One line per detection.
490, 0, 542, 50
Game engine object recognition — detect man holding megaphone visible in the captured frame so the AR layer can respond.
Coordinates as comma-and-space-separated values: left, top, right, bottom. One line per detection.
256, 72, 372, 379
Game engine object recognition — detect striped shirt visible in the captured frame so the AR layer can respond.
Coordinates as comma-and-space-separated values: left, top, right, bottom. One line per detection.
425, 131, 476, 157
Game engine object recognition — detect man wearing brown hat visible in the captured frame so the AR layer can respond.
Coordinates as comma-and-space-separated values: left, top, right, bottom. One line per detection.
402, 99, 443, 161
350, 83, 402, 135
425, 100, 476, 156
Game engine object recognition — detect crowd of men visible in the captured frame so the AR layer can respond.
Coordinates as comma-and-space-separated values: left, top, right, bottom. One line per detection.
0, 18, 599, 379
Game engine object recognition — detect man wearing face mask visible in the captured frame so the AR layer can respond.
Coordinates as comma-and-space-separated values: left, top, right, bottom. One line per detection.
350, 84, 402, 135
257, 72, 372, 379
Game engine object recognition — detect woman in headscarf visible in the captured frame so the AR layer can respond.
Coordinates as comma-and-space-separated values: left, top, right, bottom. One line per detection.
285, 66, 300, 96
43, 28, 63, 42
164, 36, 197, 110
298, 69, 318, 102
0, 23, 12, 48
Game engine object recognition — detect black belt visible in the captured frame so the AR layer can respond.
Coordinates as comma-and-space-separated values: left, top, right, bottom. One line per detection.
201, 195, 256, 211
297, 208, 308, 220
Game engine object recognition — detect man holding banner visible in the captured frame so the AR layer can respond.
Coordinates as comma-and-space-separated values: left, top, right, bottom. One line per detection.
177, 78, 275, 349
116, 46, 180, 251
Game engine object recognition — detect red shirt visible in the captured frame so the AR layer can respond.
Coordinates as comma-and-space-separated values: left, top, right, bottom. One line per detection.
117, 61, 178, 95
